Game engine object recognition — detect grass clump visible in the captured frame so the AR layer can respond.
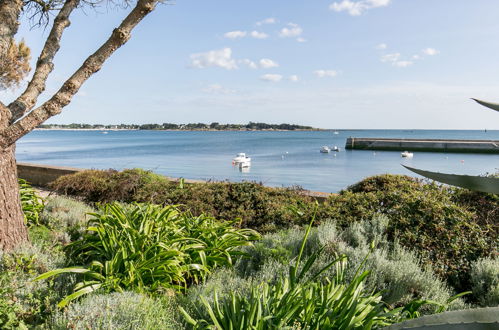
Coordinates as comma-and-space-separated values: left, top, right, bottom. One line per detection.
37, 203, 260, 306
49, 292, 181, 329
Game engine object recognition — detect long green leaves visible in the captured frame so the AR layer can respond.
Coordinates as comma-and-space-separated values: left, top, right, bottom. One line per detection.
36, 203, 260, 306
403, 165, 499, 194
180, 220, 426, 329
19, 179, 44, 226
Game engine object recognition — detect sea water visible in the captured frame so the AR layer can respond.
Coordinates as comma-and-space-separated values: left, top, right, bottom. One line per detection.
16, 130, 499, 192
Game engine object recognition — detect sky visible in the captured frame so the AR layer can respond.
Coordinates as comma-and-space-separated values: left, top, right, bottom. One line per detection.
3, 0, 499, 129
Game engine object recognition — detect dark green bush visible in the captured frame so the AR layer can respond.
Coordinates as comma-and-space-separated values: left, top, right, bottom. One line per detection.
50, 169, 314, 232
50, 170, 498, 294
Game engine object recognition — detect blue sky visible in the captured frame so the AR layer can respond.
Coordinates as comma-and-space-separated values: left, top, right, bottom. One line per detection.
3, 0, 499, 129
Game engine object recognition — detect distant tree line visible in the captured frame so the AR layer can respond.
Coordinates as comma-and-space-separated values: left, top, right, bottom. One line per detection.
37, 122, 317, 131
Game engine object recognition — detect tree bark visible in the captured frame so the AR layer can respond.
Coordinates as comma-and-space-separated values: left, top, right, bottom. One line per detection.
0, 144, 28, 251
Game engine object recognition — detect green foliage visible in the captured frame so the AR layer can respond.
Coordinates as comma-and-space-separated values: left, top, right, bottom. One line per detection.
0, 244, 71, 327
180, 219, 454, 329
50, 168, 313, 232
36, 203, 260, 306
322, 174, 496, 292
50, 170, 498, 295
49, 292, 181, 329
229, 216, 466, 313
40, 196, 94, 242
470, 256, 499, 307
18, 179, 44, 226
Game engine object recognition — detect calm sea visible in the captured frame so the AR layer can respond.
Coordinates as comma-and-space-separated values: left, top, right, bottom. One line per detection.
16, 130, 499, 193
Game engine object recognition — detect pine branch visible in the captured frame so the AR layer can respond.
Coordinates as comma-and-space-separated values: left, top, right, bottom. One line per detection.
0, 0, 158, 148
8, 0, 79, 122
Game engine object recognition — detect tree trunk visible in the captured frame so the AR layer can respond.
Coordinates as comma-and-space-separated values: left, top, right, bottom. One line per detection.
0, 144, 28, 251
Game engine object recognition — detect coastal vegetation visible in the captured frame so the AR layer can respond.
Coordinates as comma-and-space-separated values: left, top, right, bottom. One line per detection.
50, 169, 499, 295
4, 180, 489, 328
37, 122, 316, 131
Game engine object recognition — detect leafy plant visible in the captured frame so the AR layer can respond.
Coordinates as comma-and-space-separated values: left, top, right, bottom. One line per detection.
18, 179, 44, 226
179, 218, 454, 329
36, 203, 260, 307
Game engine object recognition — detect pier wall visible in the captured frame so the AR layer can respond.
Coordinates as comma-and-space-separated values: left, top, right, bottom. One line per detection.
345, 137, 499, 153
16, 162, 332, 201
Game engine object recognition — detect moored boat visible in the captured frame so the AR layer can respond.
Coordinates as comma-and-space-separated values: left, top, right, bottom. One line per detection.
320, 146, 331, 153
401, 151, 413, 158
233, 153, 251, 164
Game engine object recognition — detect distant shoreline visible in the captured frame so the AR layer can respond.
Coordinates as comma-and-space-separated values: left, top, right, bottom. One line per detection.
34, 128, 324, 132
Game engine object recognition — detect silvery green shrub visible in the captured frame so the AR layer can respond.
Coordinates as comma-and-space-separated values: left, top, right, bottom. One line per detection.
49, 292, 181, 329
470, 256, 499, 307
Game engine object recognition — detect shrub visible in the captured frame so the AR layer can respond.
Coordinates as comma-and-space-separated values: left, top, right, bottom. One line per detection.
229, 216, 465, 312
40, 196, 94, 241
19, 179, 44, 226
49, 292, 181, 329
322, 175, 496, 292
37, 203, 260, 306
49, 170, 499, 293
0, 243, 72, 327
180, 219, 456, 329
470, 256, 499, 307
50, 168, 314, 232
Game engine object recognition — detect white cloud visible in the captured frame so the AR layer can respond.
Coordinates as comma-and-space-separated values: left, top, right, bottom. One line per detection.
314, 70, 338, 78
202, 84, 235, 94
256, 17, 277, 26
250, 31, 269, 39
297, 37, 307, 43
279, 23, 303, 38
380, 53, 400, 62
260, 74, 283, 82
422, 48, 440, 56
224, 30, 247, 39
190, 48, 238, 70
376, 43, 387, 50
412, 54, 421, 60
259, 58, 279, 69
239, 59, 258, 69
330, 0, 391, 16
289, 75, 299, 82
392, 61, 413, 68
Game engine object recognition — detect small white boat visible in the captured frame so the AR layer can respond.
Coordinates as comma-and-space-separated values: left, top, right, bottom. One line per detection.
238, 161, 251, 168
331, 146, 340, 152
233, 153, 251, 164
320, 146, 331, 153
401, 151, 413, 158
101, 131, 108, 134
333, 131, 339, 135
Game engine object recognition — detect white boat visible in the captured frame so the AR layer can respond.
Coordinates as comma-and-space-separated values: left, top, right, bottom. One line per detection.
233, 153, 251, 164
401, 151, 413, 158
333, 131, 339, 135
320, 146, 331, 153
238, 161, 251, 168
331, 146, 340, 152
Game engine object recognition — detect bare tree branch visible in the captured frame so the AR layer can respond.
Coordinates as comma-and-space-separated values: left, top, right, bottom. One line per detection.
0, 0, 158, 148
8, 0, 79, 122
